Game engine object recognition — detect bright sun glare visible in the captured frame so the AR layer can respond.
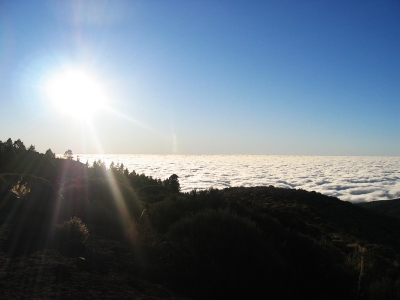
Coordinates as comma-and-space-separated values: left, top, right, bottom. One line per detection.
45, 68, 107, 119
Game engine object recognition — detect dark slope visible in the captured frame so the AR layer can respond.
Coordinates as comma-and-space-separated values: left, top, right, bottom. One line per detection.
222, 187, 400, 252
3, 182, 400, 299
356, 198, 400, 219
145, 187, 400, 299
2, 140, 400, 299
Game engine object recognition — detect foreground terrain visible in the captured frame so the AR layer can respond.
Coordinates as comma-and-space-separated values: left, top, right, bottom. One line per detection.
1, 139, 400, 299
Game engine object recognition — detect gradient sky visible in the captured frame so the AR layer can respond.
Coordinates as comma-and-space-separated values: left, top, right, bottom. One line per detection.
1, 0, 399, 155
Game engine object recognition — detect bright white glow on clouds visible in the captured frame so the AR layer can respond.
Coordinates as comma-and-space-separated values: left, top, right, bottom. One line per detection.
75, 155, 400, 202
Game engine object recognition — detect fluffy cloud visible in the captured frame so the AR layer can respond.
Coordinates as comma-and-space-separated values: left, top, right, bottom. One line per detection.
77, 155, 400, 203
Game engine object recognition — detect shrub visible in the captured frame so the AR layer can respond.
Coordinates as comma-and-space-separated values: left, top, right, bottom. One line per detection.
369, 276, 400, 300
58, 216, 89, 242
149, 189, 227, 233
11, 180, 30, 197
166, 209, 287, 298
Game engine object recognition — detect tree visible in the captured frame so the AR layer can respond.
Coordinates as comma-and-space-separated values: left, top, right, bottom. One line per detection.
91, 159, 106, 177
13, 139, 26, 151
45, 148, 55, 158
1, 138, 15, 155
27, 145, 36, 152
164, 174, 180, 193
4, 138, 13, 152
44, 148, 56, 165
64, 149, 73, 160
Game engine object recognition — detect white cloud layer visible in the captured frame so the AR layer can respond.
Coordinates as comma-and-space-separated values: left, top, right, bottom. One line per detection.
76, 155, 400, 203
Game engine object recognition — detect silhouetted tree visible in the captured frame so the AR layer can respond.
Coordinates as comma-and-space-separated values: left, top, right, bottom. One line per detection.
91, 159, 106, 177
164, 174, 180, 192
64, 149, 73, 160
44, 148, 56, 166
4, 138, 13, 152
27, 145, 36, 152
45, 149, 55, 158
13, 139, 26, 151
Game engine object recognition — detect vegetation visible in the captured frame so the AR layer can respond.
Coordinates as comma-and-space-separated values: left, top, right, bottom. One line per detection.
356, 198, 400, 219
57, 216, 89, 242
1, 138, 400, 299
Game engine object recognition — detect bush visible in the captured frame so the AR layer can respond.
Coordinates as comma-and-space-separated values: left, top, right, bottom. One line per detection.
58, 216, 89, 242
149, 189, 227, 233
166, 208, 287, 298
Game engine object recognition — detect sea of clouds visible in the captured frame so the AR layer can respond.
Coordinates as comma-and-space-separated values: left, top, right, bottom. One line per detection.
75, 155, 400, 203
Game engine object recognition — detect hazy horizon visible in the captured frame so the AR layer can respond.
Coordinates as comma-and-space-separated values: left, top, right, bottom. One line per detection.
68, 153, 400, 157
1, 1, 399, 155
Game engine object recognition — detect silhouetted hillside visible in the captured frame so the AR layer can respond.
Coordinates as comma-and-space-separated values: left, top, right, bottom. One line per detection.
1, 139, 400, 299
356, 198, 400, 219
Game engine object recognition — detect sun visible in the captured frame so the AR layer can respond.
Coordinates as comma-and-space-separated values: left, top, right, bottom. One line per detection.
45, 67, 107, 119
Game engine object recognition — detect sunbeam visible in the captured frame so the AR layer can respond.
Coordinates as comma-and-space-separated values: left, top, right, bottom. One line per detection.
104, 106, 160, 135
84, 118, 143, 240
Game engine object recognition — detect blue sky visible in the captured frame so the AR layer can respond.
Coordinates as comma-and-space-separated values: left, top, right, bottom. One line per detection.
1, 0, 399, 155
